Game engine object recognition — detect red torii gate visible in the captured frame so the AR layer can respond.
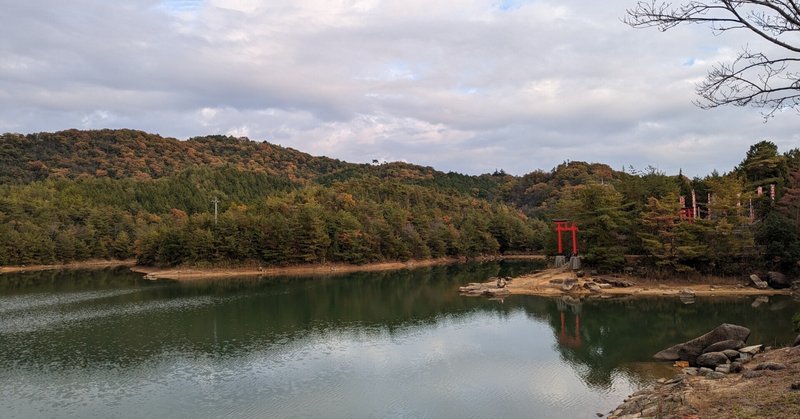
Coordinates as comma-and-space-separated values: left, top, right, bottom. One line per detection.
553, 219, 579, 255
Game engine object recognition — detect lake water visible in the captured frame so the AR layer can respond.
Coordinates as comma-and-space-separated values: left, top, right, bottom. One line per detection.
1, 262, 798, 418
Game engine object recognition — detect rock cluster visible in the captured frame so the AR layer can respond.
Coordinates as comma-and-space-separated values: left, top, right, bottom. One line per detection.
607, 376, 694, 418
653, 323, 751, 366
458, 277, 512, 297
611, 325, 785, 418
549, 277, 624, 294
594, 276, 635, 288
749, 271, 797, 290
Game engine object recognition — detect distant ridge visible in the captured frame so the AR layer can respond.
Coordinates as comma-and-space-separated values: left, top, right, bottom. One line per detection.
0, 129, 350, 184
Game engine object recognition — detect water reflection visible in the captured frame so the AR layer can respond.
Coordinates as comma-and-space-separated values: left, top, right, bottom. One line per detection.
513, 294, 800, 391
0, 262, 798, 419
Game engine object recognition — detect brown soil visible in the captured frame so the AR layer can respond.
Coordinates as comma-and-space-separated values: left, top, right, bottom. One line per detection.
684, 346, 800, 419
610, 346, 800, 418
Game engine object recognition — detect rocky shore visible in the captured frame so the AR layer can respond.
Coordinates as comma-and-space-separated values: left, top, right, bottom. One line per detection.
607, 324, 800, 418
460, 267, 797, 299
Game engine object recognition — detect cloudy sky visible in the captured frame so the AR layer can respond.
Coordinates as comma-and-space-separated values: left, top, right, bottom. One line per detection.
1, 0, 797, 176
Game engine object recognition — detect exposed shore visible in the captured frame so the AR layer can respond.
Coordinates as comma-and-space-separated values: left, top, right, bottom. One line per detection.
0, 255, 546, 280
462, 267, 794, 298
131, 258, 470, 280
608, 344, 800, 418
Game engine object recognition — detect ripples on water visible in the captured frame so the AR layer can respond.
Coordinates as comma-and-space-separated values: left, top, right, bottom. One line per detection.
0, 263, 798, 418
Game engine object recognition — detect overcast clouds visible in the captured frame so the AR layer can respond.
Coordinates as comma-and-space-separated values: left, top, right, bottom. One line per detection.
1, 0, 798, 176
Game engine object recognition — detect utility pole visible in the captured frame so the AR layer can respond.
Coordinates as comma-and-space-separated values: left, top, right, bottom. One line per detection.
211, 196, 220, 225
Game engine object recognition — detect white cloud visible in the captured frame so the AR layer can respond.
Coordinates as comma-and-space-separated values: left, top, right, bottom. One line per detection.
0, 0, 797, 177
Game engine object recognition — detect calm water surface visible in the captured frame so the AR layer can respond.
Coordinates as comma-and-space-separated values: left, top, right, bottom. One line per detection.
1, 261, 798, 418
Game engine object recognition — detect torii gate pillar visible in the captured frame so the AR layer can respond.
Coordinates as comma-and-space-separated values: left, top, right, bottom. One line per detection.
553, 220, 579, 255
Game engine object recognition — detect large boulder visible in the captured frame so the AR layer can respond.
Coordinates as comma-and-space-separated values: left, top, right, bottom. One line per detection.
793, 335, 800, 347
767, 271, 791, 289
696, 352, 729, 369
703, 339, 746, 353
653, 323, 751, 365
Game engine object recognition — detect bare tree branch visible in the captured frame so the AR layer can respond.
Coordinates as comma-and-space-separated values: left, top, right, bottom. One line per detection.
625, 1, 800, 117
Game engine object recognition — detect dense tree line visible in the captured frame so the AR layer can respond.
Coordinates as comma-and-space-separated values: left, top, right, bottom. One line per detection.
1, 130, 799, 276
0, 167, 545, 266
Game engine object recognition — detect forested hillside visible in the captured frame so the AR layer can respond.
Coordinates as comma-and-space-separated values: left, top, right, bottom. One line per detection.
0, 129, 350, 184
1, 130, 799, 277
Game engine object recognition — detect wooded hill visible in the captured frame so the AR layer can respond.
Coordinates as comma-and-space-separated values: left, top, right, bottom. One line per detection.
1, 129, 799, 277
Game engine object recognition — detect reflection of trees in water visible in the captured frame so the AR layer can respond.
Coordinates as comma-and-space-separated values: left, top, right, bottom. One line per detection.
0, 267, 144, 293
0, 261, 539, 370
518, 295, 800, 390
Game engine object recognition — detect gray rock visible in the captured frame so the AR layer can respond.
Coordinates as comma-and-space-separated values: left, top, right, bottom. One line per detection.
583, 282, 602, 293
698, 367, 714, 376
683, 367, 699, 376
715, 364, 731, 374
730, 361, 743, 373
794, 335, 800, 347
704, 339, 746, 353
641, 406, 659, 417
743, 370, 768, 379
562, 279, 578, 292
739, 344, 763, 355
666, 376, 684, 385
722, 349, 740, 360
738, 353, 752, 362
696, 352, 730, 368
653, 323, 751, 365
749, 274, 769, 289
707, 372, 726, 379
767, 271, 791, 289
754, 362, 787, 371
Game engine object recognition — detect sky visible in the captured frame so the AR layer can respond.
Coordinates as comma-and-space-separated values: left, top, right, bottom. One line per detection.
0, 0, 798, 177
